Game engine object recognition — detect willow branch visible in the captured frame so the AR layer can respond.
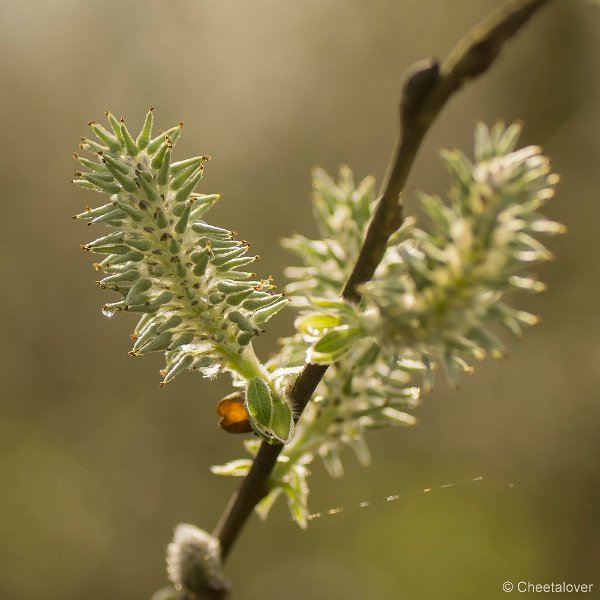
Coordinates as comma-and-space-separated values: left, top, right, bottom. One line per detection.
213, 363, 327, 561
212, 0, 555, 564
343, 0, 554, 300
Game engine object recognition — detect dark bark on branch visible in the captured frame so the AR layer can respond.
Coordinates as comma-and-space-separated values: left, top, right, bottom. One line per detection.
343, 0, 554, 301
213, 363, 328, 561
211, 0, 555, 574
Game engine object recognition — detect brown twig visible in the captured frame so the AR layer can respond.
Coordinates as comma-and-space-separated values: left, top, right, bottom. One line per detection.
211, 0, 554, 571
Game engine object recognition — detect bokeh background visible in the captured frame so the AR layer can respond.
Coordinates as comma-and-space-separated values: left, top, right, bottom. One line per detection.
0, 1, 599, 598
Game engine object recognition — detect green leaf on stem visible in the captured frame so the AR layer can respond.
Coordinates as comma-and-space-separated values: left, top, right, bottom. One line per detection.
308, 326, 361, 363
270, 400, 294, 443
245, 377, 273, 431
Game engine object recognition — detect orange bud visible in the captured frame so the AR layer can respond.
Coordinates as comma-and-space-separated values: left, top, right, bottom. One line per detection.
217, 392, 252, 434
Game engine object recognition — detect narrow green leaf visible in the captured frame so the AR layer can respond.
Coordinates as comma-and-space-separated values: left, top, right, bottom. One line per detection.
295, 313, 341, 335
309, 326, 360, 363
245, 377, 273, 431
269, 400, 294, 443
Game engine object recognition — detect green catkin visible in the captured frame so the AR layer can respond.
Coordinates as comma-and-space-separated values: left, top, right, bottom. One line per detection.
212, 123, 566, 527
74, 110, 290, 443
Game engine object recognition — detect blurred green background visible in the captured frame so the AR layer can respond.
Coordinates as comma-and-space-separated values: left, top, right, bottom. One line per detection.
0, 1, 599, 598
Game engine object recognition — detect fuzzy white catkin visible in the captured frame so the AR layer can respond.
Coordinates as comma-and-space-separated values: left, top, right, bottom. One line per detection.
167, 524, 229, 597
